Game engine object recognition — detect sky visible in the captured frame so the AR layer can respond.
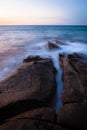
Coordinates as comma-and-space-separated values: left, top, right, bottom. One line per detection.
0, 0, 87, 25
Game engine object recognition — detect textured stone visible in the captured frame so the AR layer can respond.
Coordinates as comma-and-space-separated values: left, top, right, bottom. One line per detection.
57, 103, 87, 129
8, 107, 56, 123
0, 118, 68, 130
0, 56, 56, 124
57, 53, 87, 129
46, 41, 61, 50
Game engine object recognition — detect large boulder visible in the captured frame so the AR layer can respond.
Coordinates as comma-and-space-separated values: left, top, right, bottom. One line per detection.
59, 53, 87, 104
67, 53, 87, 102
0, 56, 56, 123
57, 53, 87, 129
46, 41, 61, 50
59, 53, 84, 105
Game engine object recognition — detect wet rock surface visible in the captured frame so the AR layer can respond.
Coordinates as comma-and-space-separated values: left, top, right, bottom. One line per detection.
46, 41, 61, 50
23, 55, 44, 63
54, 40, 65, 45
57, 53, 87, 130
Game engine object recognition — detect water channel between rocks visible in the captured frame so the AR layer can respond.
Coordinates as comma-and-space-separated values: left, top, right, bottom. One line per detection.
28, 48, 64, 112
52, 55, 63, 112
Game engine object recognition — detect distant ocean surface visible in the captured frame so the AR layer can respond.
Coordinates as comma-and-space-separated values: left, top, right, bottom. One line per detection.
0, 25, 87, 81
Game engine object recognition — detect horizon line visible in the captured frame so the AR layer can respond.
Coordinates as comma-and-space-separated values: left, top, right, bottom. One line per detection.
0, 24, 87, 26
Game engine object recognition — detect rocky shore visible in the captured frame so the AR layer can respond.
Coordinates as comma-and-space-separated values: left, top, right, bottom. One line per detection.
58, 53, 87, 130
0, 41, 87, 130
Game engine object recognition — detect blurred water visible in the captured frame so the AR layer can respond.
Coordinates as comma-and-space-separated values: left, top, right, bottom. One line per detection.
0, 25, 87, 112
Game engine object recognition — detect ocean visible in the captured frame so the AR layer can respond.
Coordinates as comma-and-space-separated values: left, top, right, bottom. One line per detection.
0, 25, 87, 111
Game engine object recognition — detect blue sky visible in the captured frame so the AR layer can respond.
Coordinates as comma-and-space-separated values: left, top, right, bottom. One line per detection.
0, 0, 87, 25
